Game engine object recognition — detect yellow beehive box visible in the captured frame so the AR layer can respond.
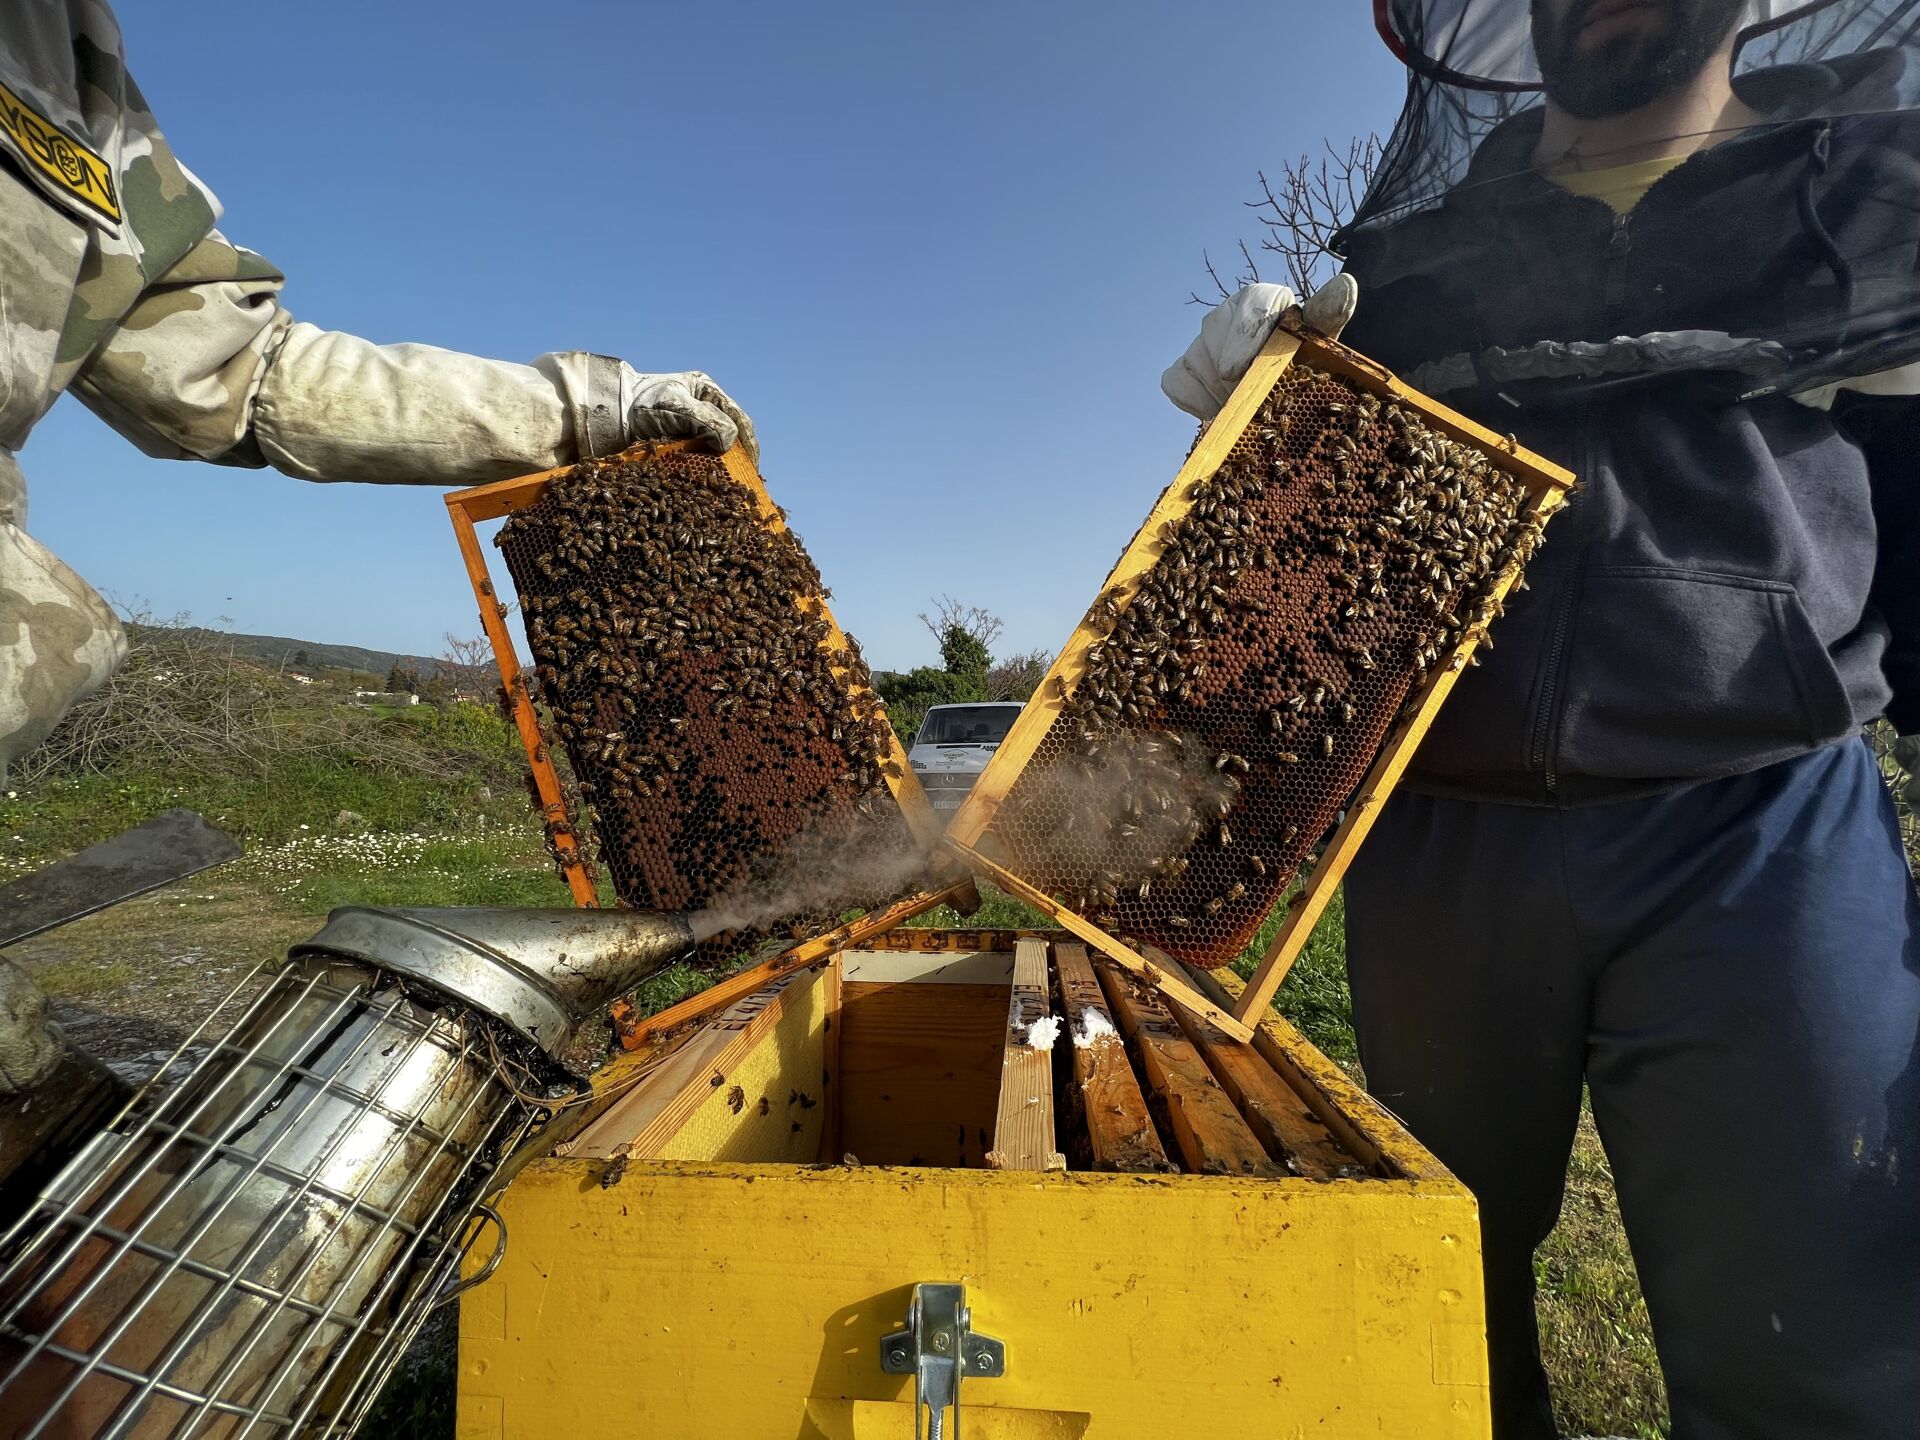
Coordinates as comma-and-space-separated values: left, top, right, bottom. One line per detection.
457, 930, 1488, 1438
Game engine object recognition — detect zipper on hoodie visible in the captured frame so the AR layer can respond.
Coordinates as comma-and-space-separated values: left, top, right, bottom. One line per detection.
1524, 206, 1629, 802
1532, 568, 1578, 803
1529, 396, 1594, 803
1602, 211, 1633, 319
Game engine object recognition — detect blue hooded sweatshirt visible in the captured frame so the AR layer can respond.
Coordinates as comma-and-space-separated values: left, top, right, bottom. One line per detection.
1336, 52, 1920, 804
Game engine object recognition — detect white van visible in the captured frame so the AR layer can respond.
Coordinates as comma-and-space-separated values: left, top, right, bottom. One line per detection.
906, 702, 1025, 813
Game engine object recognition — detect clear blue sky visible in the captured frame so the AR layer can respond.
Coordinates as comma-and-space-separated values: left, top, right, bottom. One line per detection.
21, 1, 1407, 673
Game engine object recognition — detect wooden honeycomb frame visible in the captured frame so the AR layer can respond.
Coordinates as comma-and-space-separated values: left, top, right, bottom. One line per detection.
944, 314, 1576, 1032
444, 442, 957, 1038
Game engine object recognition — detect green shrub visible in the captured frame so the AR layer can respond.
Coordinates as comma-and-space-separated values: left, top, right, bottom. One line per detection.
873, 666, 981, 745
4, 621, 530, 852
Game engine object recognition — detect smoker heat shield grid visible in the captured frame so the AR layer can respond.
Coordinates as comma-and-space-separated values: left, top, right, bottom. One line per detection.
444, 443, 954, 1039
944, 314, 1575, 1032
0, 958, 525, 1437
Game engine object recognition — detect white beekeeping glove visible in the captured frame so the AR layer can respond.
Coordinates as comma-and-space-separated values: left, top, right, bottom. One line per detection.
538, 355, 759, 467
1161, 275, 1360, 421
621, 367, 759, 462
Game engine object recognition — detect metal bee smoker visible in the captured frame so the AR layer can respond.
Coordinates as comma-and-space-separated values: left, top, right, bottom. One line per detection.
0, 905, 697, 1437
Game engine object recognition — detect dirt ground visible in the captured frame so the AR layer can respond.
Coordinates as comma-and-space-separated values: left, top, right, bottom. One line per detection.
7, 818, 571, 1084
10, 872, 317, 1083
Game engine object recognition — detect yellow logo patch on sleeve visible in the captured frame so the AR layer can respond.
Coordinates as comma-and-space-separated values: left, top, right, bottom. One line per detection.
0, 79, 119, 223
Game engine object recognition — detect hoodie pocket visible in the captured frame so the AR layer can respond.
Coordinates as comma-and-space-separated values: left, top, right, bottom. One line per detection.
1553, 566, 1855, 779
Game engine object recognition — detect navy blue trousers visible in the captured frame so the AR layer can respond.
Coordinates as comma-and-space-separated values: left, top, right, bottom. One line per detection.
1346, 740, 1920, 1440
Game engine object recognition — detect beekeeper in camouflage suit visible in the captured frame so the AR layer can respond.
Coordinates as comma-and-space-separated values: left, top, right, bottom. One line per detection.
0, 0, 751, 1116
0, 0, 754, 784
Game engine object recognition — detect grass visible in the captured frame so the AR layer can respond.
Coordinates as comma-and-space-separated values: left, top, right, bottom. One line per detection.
906, 887, 1057, 932
1232, 887, 1359, 1064
0, 748, 521, 874
1537, 1134, 1670, 1439
27, 957, 137, 999
273, 831, 575, 911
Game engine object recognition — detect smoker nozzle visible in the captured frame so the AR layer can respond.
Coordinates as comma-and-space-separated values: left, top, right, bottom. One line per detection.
290, 906, 697, 1060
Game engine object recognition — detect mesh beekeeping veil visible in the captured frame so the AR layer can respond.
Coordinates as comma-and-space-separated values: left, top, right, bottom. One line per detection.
1336, 0, 1920, 403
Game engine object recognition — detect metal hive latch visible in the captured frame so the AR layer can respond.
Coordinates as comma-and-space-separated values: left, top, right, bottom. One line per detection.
880, 1282, 1004, 1439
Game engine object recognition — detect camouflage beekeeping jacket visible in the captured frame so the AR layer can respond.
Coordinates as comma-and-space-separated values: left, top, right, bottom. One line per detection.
0, 0, 618, 774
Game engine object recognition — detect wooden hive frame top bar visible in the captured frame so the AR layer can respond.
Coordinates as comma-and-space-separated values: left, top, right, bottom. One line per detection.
565, 933, 1414, 1181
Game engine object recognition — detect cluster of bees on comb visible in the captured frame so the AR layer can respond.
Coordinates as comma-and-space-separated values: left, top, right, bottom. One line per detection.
495, 446, 910, 956
990, 360, 1548, 965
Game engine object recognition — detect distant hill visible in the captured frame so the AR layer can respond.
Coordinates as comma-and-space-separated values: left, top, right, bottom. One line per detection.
131, 625, 463, 682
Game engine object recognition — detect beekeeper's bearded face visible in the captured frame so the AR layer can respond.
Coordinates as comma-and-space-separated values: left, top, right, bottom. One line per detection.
1530, 0, 1747, 116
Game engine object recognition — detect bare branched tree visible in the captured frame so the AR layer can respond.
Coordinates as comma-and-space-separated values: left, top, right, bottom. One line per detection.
438, 631, 496, 692
17, 611, 515, 787
918, 596, 1003, 655
1193, 133, 1384, 303
986, 648, 1052, 702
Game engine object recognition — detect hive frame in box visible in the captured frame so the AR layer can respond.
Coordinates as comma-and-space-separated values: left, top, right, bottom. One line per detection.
443, 443, 956, 1034
944, 313, 1576, 1029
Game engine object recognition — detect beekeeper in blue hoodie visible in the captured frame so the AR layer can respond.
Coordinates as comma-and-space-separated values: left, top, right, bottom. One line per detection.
1167, 3, 1919, 1435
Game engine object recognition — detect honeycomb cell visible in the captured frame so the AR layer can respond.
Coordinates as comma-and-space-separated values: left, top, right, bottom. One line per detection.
987, 362, 1544, 966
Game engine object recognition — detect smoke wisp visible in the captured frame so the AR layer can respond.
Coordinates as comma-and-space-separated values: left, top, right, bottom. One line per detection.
993, 730, 1241, 911
688, 730, 1238, 946
688, 814, 939, 943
